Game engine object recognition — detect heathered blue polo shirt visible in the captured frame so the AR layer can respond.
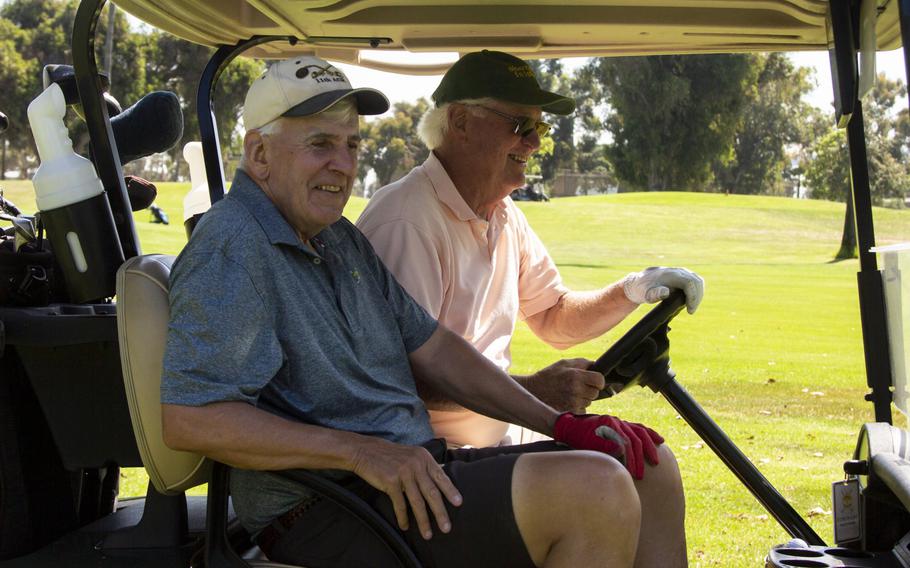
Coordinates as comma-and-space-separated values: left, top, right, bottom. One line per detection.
162, 169, 438, 533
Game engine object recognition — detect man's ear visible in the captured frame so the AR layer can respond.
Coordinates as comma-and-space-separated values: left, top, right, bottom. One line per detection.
242, 130, 270, 180
447, 104, 469, 140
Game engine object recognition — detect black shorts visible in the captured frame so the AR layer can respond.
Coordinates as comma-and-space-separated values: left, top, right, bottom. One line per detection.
265, 439, 564, 568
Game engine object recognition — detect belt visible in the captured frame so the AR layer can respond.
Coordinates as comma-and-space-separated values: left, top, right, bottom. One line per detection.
256, 496, 321, 558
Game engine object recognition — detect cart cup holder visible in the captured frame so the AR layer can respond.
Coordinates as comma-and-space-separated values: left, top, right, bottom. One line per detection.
767, 545, 895, 567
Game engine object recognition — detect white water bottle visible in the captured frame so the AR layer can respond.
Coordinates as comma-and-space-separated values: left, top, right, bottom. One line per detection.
28, 83, 123, 303
29, 83, 103, 211
182, 141, 211, 238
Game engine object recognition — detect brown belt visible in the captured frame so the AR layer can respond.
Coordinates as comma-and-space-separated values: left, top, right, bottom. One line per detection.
256, 496, 321, 558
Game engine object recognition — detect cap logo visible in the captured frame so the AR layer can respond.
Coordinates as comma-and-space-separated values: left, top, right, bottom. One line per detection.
508, 64, 535, 78
295, 63, 347, 84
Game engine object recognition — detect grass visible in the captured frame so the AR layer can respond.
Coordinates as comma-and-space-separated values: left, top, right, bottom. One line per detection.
4, 178, 909, 566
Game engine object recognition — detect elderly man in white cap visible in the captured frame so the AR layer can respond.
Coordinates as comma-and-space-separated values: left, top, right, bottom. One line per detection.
160, 55, 680, 568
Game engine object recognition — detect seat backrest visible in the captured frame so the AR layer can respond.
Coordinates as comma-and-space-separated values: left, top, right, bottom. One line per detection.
116, 254, 210, 495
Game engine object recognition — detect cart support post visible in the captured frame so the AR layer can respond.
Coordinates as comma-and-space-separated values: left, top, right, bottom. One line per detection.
828, 0, 894, 424
72, 0, 140, 260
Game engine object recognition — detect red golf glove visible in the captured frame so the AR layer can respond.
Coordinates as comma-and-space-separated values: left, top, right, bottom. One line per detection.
553, 412, 665, 480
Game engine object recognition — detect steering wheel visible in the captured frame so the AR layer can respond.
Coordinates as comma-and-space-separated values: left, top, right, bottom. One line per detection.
591, 289, 687, 398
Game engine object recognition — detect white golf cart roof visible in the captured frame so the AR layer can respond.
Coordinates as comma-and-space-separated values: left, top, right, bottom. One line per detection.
114, 0, 904, 71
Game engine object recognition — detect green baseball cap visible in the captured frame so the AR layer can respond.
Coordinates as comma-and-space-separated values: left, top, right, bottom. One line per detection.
432, 50, 576, 115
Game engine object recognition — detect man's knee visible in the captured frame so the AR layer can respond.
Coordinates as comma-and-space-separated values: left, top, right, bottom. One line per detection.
641, 444, 684, 492
512, 451, 640, 565
512, 451, 640, 527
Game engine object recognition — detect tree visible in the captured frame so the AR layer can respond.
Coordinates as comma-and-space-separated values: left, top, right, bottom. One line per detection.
526, 135, 554, 180
713, 53, 814, 195
0, 0, 77, 177
0, 19, 33, 179
809, 126, 857, 261
569, 61, 614, 189
140, 33, 262, 180
862, 74, 910, 206
527, 59, 575, 181
804, 74, 910, 259
804, 129, 850, 202
357, 99, 429, 192
0, 0, 163, 177
579, 54, 762, 191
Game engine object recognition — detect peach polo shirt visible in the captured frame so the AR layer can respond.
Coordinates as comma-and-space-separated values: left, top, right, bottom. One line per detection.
357, 153, 567, 448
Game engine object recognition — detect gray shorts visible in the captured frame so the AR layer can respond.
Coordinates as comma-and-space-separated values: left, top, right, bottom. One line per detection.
264, 439, 564, 568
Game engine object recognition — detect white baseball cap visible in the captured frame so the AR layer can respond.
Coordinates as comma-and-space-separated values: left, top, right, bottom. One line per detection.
242, 56, 389, 130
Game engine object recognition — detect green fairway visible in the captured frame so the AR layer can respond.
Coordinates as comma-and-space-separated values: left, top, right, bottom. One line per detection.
3, 178, 909, 566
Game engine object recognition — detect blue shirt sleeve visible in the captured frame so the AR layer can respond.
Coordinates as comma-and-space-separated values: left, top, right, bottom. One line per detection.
161, 248, 284, 406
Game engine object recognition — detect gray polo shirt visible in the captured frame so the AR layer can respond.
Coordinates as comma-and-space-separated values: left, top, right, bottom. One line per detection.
162, 169, 437, 533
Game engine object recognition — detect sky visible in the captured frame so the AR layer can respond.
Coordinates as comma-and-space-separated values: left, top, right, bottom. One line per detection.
334, 50, 909, 119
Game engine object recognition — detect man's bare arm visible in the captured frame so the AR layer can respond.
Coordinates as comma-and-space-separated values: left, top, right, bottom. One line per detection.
162, 401, 363, 470
408, 326, 559, 435
161, 401, 462, 540
525, 282, 637, 350
414, 377, 465, 411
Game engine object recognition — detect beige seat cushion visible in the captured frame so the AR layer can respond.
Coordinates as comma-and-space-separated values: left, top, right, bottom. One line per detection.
117, 254, 210, 495
116, 254, 310, 567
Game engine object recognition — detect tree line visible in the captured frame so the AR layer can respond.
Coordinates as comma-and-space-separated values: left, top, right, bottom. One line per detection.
3, 0, 909, 213
0, 0, 262, 182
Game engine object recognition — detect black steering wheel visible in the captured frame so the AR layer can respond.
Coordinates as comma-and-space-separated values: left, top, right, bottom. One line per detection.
591, 289, 686, 398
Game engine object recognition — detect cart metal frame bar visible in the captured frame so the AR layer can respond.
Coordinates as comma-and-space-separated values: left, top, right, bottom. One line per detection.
72, 0, 140, 260
829, 0, 894, 424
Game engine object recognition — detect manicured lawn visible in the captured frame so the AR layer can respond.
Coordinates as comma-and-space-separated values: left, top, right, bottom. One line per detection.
4, 178, 909, 566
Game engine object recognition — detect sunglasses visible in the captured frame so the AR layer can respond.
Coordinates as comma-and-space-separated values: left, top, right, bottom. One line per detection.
468, 104, 551, 138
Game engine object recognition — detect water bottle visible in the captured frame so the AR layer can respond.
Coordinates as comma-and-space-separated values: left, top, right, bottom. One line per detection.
182, 141, 211, 239
28, 83, 124, 303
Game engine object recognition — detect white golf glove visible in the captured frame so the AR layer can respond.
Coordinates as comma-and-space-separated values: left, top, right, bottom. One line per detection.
622, 266, 705, 314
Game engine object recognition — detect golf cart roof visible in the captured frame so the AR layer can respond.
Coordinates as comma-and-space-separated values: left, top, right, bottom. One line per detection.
114, 0, 904, 73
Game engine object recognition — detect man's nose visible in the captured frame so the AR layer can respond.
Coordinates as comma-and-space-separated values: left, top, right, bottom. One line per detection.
522, 129, 542, 150
330, 148, 357, 176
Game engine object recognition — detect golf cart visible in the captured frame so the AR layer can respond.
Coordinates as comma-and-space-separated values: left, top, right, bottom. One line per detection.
511, 175, 549, 201
0, 0, 908, 566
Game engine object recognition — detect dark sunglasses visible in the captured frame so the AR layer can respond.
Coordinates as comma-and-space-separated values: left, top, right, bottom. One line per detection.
469, 104, 551, 138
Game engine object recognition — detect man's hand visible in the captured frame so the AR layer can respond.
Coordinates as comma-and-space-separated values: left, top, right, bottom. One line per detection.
622, 266, 705, 314
520, 358, 606, 414
553, 413, 665, 480
350, 437, 462, 540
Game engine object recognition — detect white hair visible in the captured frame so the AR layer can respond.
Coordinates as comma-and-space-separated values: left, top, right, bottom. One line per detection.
417, 97, 499, 149
240, 98, 359, 168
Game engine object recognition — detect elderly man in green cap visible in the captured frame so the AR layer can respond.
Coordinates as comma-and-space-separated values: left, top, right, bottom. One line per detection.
358, 49, 696, 566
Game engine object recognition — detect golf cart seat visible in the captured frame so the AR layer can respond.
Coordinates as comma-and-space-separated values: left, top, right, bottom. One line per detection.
116, 253, 296, 567
116, 254, 422, 568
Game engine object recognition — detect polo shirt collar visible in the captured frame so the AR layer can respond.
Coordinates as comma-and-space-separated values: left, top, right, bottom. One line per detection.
424, 152, 479, 222
229, 169, 315, 250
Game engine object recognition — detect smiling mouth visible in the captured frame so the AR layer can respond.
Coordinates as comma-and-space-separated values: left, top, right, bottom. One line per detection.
508, 154, 528, 164
314, 184, 343, 193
